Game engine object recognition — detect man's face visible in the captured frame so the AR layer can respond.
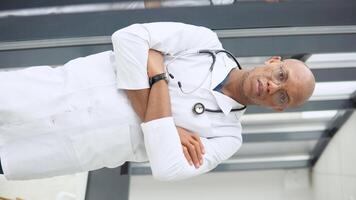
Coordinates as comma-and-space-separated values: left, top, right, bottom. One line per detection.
241, 57, 315, 111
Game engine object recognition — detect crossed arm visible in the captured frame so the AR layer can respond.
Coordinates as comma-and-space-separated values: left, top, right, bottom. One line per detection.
125, 49, 204, 168
112, 23, 242, 181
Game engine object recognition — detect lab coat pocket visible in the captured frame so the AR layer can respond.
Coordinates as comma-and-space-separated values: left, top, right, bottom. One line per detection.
68, 122, 133, 171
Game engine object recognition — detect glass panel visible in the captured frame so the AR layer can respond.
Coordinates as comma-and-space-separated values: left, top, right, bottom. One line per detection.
0, 0, 294, 18
241, 110, 337, 124
225, 154, 311, 164
241, 111, 336, 133
0, 0, 236, 18
307, 52, 356, 62
311, 81, 356, 100
242, 121, 329, 133
232, 140, 318, 158
307, 52, 356, 69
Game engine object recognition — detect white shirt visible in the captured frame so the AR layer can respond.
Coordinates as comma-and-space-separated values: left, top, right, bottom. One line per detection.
0, 22, 244, 181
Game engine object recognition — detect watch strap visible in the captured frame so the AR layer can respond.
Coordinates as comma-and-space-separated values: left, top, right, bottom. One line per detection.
149, 73, 168, 87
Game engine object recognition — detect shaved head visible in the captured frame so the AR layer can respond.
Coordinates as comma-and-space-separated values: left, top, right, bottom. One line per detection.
283, 59, 315, 107
235, 56, 316, 111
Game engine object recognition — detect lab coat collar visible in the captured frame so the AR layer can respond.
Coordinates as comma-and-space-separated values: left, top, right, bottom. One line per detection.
210, 55, 235, 90
210, 55, 246, 116
212, 90, 246, 116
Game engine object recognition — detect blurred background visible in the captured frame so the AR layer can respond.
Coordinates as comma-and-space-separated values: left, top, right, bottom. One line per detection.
0, 0, 355, 200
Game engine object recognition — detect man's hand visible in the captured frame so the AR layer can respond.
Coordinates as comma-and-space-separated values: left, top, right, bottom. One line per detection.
176, 126, 205, 169
147, 49, 165, 78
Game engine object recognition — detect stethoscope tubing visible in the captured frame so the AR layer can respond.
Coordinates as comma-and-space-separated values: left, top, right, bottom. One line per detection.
166, 49, 246, 114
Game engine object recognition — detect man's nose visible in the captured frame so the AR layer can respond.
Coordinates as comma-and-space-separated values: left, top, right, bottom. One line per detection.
267, 80, 281, 94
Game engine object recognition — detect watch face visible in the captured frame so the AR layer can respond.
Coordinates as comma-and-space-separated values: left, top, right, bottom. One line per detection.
193, 103, 205, 115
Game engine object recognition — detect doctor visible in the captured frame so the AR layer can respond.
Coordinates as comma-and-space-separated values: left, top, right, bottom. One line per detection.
0, 22, 315, 181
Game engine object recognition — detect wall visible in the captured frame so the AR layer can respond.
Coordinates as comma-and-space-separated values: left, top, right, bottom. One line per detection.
312, 112, 356, 200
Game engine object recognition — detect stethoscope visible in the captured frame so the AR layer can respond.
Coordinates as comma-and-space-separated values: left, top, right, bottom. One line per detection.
165, 49, 247, 115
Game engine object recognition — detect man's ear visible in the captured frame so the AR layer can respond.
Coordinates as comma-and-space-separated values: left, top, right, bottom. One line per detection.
265, 56, 282, 65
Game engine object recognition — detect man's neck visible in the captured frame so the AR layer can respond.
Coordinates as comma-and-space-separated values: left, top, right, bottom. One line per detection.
221, 68, 252, 106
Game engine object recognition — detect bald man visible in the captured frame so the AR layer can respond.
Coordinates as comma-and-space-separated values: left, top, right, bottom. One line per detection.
219, 56, 315, 111
0, 22, 315, 180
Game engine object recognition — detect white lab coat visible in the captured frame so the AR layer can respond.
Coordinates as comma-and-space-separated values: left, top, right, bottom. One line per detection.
0, 22, 244, 181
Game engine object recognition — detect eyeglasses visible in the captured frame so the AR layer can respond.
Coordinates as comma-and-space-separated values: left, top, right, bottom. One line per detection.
271, 63, 289, 107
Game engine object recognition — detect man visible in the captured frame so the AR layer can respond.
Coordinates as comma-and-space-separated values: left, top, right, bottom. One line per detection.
0, 22, 315, 181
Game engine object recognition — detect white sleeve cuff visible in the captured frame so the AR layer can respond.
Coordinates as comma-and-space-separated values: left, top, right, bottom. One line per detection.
141, 117, 175, 133
140, 117, 242, 181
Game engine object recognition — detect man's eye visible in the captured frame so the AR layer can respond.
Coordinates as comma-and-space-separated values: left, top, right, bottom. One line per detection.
279, 92, 288, 104
278, 70, 285, 81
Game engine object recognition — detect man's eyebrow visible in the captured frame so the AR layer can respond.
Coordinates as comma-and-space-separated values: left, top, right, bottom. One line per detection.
282, 62, 291, 105
282, 62, 289, 80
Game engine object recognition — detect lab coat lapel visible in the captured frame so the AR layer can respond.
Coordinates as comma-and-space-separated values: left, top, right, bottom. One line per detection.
210, 55, 234, 90
210, 55, 244, 116
212, 91, 246, 117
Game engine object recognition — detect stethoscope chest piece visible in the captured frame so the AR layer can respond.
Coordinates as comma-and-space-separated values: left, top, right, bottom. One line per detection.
193, 102, 205, 115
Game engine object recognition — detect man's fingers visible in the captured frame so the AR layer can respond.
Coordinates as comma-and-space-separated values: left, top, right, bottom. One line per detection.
190, 139, 203, 165
186, 143, 200, 169
193, 134, 205, 154
177, 127, 204, 168
183, 146, 193, 166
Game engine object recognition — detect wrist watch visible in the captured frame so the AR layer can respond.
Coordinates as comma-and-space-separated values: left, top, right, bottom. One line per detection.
149, 73, 168, 87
